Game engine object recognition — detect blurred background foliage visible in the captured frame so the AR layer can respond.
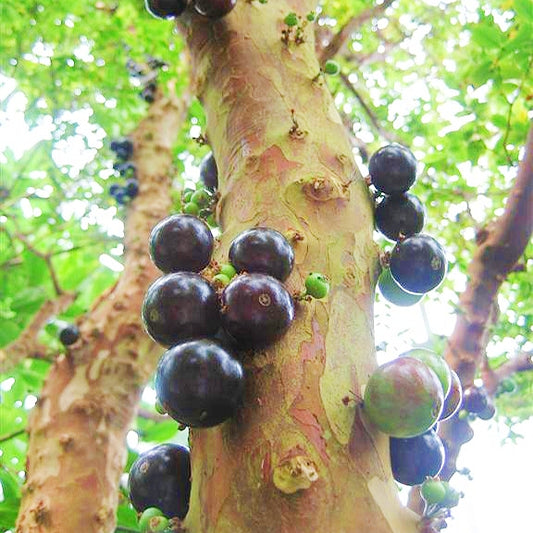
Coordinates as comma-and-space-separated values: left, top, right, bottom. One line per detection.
0, 0, 531, 531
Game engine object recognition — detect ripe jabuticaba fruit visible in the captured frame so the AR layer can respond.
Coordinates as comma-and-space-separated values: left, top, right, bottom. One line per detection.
145, 0, 188, 19
363, 357, 444, 437
142, 272, 220, 346
439, 369, 462, 421
369, 143, 417, 194
400, 348, 451, 397
229, 227, 294, 281
378, 268, 423, 307
155, 339, 244, 427
59, 324, 79, 346
221, 273, 295, 348
390, 429, 445, 485
149, 214, 214, 273
194, 0, 237, 18
462, 385, 489, 414
390, 234, 447, 294
375, 193, 425, 241
200, 152, 218, 190
129, 443, 191, 519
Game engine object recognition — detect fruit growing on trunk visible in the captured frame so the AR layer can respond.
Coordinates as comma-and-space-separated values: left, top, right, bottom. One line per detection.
377, 268, 423, 306
462, 385, 489, 414
145, 0, 188, 19
155, 339, 244, 427
129, 443, 191, 519
199, 151, 218, 190
194, 0, 237, 18
375, 193, 425, 241
59, 324, 79, 346
400, 348, 452, 397
369, 143, 417, 194
420, 479, 447, 505
439, 369, 463, 421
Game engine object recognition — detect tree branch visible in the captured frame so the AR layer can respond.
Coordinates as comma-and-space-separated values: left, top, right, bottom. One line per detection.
319, 0, 395, 64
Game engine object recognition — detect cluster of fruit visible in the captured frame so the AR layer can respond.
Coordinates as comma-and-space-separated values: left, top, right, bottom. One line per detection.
145, 0, 237, 20
179, 152, 218, 219
370, 144, 447, 306
459, 383, 496, 421
109, 138, 139, 205
363, 349, 462, 489
126, 56, 166, 104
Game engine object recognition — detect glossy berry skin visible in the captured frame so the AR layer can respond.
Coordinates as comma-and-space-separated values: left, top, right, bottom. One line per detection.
369, 143, 417, 194
375, 193, 425, 241
420, 479, 447, 505
149, 214, 214, 273
155, 339, 244, 427
200, 152, 218, 190
305, 273, 330, 299
378, 268, 422, 307
439, 369, 462, 421
390, 234, 447, 294
59, 324, 79, 346
145, 0, 188, 19
194, 0, 237, 18
390, 429, 445, 486
229, 227, 294, 281
221, 273, 295, 348
128, 443, 191, 519
400, 348, 451, 397
142, 272, 219, 346
462, 385, 488, 414
363, 357, 444, 438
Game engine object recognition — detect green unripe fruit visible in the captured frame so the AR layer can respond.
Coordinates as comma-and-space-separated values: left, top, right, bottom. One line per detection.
305, 273, 330, 299
400, 348, 451, 397
205, 214, 218, 228
139, 508, 164, 532
306, 11, 316, 21
183, 202, 200, 215
440, 482, 461, 508
191, 189, 211, 207
420, 479, 447, 505
324, 60, 340, 76
500, 377, 516, 393
378, 268, 423, 307
284, 12, 298, 26
182, 190, 194, 203
219, 263, 237, 279
212, 273, 231, 288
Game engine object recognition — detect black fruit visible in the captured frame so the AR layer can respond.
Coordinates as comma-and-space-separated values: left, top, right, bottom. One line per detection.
375, 193, 425, 241
145, 0, 188, 19
110, 138, 133, 161
390, 234, 447, 294
439, 369, 462, 421
229, 227, 294, 281
129, 443, 191, 519
369, 143, 417, 194
113, 161, 136, 177
156, 339, 244, 427
390, 429, 445, 486
477, 401, 496, 420
59, 324, 79, 346
125, 179, 139, 198
149, 214, 214, 273
194, 0, 237, 18
200, 152, 218, 191
142, 272, 220, 346
221, 273, 295, 348
141, 82, 157, 103
462, 385, 488, 414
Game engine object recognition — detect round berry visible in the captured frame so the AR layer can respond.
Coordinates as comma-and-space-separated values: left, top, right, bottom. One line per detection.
499, 377, 516, 394
476, 401, 496, 420
323, 60, 340, 76
212, 273, 231, 288
462, 385, 488, 414
199, 152, 218, 191
375, 193, 425, 241
390, 234, 447, 294
139, 508, 166, 533
155, 339, 244, 428
183, 201, 200, 215
149, 214, 214, 273
145, 0, 187, 19
142, 272, 220, 346
109, 183, 121, 197
59, 324, 79, 346
190, 189, 211, 207
440, 482, 462, 508
390, 429, 445, 486
219, 263, 237, 279
125, 178, 139, 198
420, 479, 447, 505
229, 227, 294, 281
221, 273, 295, 348
129, 443, 191, 519
369, 144, 417, 194
377, 268, 423, 307
400, 348, 451, 398
182, 189, 194, 203
439, 369, 462, 421
304, 273, 330, 299
194, 0, 237, 18
115, 188, 128, 205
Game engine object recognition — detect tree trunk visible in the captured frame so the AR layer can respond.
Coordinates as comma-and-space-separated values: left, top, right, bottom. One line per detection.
16, 89, 187, 533
181, 3, 417, 532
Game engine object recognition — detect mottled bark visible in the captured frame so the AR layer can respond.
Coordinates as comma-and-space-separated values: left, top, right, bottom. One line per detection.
178, 3, 417, 532
16, 88, 188, 533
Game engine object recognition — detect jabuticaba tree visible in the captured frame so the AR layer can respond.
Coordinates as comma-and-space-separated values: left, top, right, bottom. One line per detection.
15, 88, 189, 532
175, 3, 417, 532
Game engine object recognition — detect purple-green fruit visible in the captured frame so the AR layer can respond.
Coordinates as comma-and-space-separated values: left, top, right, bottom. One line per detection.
400, 348, 451, 397
378, 268, 423, 307
363, 357, 444, 437
439, 369, 462, 421
440, 482, 462, 508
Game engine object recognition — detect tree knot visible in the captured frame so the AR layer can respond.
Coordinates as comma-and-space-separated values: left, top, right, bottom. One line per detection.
272, 455, 318, 494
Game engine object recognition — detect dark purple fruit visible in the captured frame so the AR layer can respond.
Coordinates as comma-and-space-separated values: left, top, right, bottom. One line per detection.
477, 401, 496, 420
142, 272, 219, 346
109, 183, 121, 197
229, 227, 294, 281
110, 138, 133, 161
128, 443, 191, 519
125, 179, 139, 198
390, 234, 447, 294
145, 0, 188, 19
375, 193, 425, 241
155, 339, 244, 427
200, 152, 218, 190
194, 0, 237, 18
439, 369, 462, 421
149, 214, 214, 273
390, 429, 445, 486
369, 143, 417, 194
59, 324, 79, 346
113, 161, 136, 177
221, 273, 295, 348
461, 385, 488, 414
